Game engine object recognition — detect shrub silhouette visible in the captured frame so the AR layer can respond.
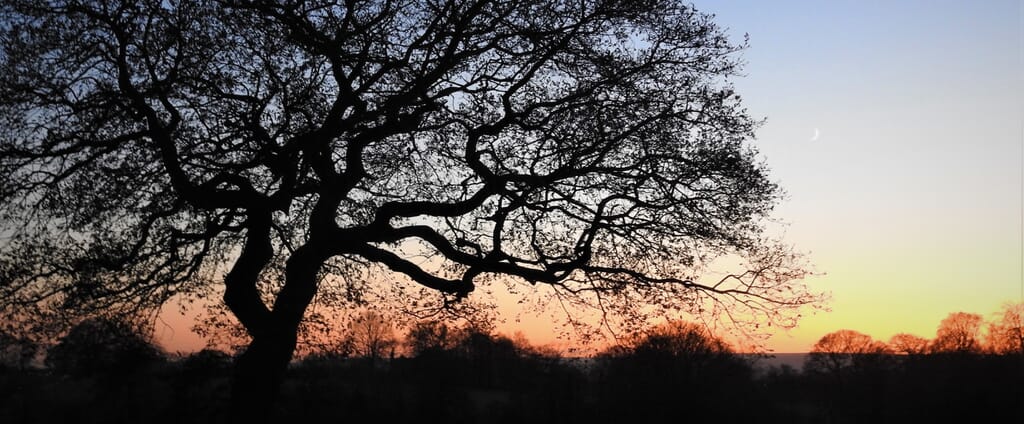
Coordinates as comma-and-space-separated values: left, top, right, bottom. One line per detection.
45, 317, 164, 377
180, 348, 233, 376
405, 320, 459, 358
593, 321, 756, 421
0, 330, 37, 370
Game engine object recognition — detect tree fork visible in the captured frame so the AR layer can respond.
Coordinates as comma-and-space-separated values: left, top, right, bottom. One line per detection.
229, 240, 328, 423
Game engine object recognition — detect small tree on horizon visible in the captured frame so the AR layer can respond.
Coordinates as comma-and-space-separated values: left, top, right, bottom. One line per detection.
985, 302, 1024, 355
931, 312, 985, 354
888, 333, 929, 355
619, 320, 734, 359
0, 329, 38, 371
345, 309, 397, 361
805, 329, 889, 380
405, 320, 459, 358
592, 320, 750, 422
45, 316, 165, 377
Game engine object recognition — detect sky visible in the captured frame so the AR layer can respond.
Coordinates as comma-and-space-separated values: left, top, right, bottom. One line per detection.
156, 1, 1023, 354
693, 0, 1024, 351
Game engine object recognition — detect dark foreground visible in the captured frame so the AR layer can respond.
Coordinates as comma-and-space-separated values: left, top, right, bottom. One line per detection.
2, 351, 1021, 424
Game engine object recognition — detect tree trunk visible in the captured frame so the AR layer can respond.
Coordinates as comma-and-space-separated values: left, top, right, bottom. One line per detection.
228, 327, 298, 424
226, 242, 325, 424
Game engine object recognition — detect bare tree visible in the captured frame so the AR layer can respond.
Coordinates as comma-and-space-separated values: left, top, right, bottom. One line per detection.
593, 320, 748, 422
985, 302, 1024, 355
931, 312, 984, 354
621, 320, 732, 359
805, 330, 888, 378
346, 309, 396, 361
887, 333, 929, 355
0, 0, 819, 419
405, 319, 459, 357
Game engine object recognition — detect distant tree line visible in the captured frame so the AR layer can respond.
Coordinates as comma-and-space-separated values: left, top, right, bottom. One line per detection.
1, 303, 1021, 423
809, 303, 1024, 364
795, 304, 1024, 423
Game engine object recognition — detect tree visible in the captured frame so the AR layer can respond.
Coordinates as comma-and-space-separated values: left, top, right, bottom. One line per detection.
180, 348, 234, 376
45, 316, 164, 377
0, 1, 818, 420
345, 309, 396, 361
985, 302, 1024, 355
804, 329, 890, 422
888, 333, 929, 355
931, 312, 984, 354
0, 329, 37, 370
593, 321, 750, 422
805, 329, 888, 378
599, 320, 739, 382
405, 320, 459, 358
619, 320, 732, 359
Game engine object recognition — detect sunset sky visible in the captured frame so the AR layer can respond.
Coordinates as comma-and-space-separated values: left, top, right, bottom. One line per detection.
157, 1, 1023, 354
703, 0, 1023, 351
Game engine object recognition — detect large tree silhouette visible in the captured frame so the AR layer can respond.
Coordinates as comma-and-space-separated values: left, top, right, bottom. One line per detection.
0, 0, 817, 420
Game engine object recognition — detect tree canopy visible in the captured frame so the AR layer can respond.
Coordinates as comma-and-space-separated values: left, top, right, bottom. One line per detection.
986, 302, 1024, 355
805, 329, 888, 377
45, 316, 164, 377
0, 0, 819, 417
931, 312, 984, 354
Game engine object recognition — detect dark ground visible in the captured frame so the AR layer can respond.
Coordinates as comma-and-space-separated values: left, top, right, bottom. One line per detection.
2, 351, 1022, 424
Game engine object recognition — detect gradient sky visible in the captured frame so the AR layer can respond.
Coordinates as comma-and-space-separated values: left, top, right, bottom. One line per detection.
157, 1, 1024, 354
694, 0, 1024, 351
480, 0, 1024, 353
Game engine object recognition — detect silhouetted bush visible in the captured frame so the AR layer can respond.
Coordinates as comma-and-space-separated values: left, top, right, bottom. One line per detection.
591, 321, 759, 422
0, 330, 37, 370
180, 348, 232, 377
45, 317, 164, 377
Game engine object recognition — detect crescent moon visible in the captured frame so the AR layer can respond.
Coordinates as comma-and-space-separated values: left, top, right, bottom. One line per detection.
810, 128, 820, 141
